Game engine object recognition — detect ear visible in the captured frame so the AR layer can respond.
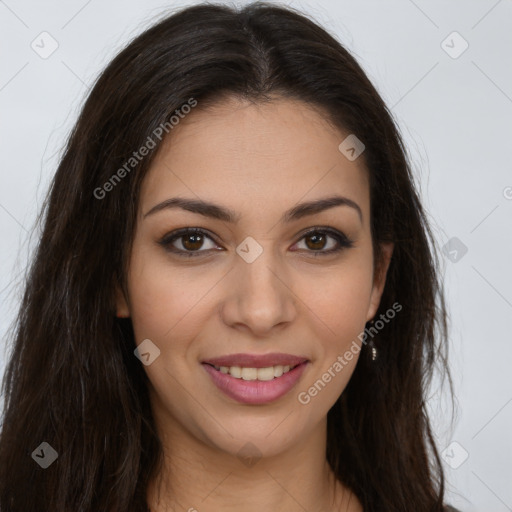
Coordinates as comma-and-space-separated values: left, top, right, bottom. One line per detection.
366, 242, 394, 322
115, 282, 131, 318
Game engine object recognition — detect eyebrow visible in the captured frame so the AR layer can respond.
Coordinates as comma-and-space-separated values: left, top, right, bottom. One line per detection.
143, 195, 363, 224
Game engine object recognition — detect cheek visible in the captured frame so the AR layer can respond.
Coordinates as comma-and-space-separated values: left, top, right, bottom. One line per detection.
126, 248, 216, 341
295, 268, 370, 410
293, 252, 373, 408
295, 253, 374, 342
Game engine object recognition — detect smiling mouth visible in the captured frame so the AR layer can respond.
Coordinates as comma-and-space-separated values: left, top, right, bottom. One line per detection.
201, 360, 310, 405
204, 362, 303, 381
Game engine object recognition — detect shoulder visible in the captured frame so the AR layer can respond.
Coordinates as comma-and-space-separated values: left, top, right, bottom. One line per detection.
444, 505, 462, 512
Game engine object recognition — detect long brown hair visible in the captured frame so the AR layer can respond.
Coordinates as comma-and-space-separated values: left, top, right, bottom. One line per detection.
0, 2, 454, 510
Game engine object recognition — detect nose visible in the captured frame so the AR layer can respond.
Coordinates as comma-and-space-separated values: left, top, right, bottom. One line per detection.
219, 248, 297, 336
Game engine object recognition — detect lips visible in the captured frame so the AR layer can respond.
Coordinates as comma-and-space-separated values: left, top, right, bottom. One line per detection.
201, 353, 309, 368
202, 359, 310, 404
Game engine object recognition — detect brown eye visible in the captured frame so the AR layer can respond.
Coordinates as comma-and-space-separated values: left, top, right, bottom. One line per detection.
304, 232, 328, 251
181, 233, 205, 251
293, 227, 354, 256
158, 228, 219, 257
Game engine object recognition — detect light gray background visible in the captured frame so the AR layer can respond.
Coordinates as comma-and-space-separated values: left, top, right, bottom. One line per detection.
1, 1, 511, 510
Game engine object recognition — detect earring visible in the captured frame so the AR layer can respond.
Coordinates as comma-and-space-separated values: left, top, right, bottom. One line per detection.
367, 320, 377, 361
370, 340, 377, 361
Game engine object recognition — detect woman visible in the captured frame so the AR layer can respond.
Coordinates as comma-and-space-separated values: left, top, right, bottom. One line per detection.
0, 2, 458, 511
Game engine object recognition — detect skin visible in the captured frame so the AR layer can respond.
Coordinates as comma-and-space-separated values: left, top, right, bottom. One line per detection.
116, 96, 393, 512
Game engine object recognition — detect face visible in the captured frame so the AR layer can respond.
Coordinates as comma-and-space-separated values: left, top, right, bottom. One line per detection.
117, 96, 393, 459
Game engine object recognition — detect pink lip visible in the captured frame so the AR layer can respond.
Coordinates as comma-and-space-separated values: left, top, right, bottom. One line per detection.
202, 360, 310, 405
202, 352, 309, 368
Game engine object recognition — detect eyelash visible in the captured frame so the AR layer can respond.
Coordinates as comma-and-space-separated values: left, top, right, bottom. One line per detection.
157, 226, 354, 258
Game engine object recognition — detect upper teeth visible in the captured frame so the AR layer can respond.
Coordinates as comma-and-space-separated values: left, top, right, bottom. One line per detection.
213, 364, 294, 381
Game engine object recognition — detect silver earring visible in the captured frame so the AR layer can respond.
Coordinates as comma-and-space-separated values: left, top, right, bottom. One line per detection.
367, 320, 377, 361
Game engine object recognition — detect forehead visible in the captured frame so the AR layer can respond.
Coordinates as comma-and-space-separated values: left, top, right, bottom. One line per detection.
140, 96, 370, 224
